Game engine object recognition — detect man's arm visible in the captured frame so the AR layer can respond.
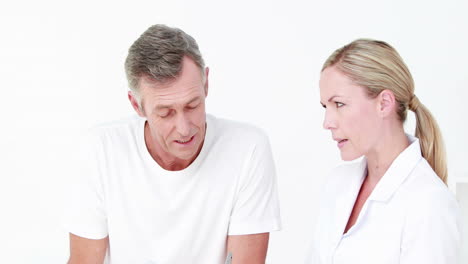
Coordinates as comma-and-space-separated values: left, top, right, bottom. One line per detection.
226, 233, 269, 264
68, 233, 108, 264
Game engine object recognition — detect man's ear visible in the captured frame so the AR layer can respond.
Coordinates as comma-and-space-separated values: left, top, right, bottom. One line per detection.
128, 91, 145, 117
204, 67, 209, 97
378, 89, 396, 118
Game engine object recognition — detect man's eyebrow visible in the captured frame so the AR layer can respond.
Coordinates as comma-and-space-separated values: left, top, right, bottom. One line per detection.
155, 104, 171, 110
186, 96, 201, 105
155, 96, 201, 110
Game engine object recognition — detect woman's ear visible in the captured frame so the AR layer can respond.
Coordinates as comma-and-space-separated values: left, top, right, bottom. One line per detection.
378, 89, 397, 117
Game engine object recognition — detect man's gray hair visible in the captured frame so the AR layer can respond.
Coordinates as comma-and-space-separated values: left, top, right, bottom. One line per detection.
124, 24, 205, 92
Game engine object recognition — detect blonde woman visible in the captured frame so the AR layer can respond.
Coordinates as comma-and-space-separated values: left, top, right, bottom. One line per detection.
306, 39, 461, 263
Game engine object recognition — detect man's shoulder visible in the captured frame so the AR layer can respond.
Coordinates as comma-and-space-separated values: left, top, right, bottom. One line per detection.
79, 115, 143, 151
208, 114, 269, 143
87, 115, 142, 138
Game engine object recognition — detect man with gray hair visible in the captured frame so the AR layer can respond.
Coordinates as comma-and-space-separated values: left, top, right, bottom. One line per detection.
65, 24, 281, 264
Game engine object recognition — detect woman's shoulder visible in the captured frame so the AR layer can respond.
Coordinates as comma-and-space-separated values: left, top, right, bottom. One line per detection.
401, 158, 459, 213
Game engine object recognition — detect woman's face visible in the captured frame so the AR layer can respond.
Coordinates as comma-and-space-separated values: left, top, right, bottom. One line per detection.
319, 66, 382, 161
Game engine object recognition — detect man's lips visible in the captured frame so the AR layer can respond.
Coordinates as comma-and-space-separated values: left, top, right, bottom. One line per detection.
175, 135, 195, 144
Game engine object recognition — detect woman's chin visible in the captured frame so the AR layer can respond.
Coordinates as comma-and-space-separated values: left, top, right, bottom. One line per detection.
340, 151, 362, 162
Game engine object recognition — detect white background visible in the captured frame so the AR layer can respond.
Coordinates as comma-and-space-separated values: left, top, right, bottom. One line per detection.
1, 0, 467, 263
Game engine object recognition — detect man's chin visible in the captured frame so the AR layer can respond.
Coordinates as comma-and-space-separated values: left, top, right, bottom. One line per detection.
171, 149, 199, 161
171, 140, 203, 159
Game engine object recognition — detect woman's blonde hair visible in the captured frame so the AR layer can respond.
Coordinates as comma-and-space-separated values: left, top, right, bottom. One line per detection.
322, 39, 447, 183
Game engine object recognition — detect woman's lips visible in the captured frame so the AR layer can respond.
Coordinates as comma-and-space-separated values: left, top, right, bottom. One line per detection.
337, 139, 348, 148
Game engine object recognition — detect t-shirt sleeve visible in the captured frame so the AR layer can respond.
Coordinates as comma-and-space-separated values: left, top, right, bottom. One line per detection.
227, 132, 281, 235
62, 131, 108, 239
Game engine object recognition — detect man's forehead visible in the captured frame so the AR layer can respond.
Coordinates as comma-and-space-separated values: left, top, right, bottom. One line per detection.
139, 70, 204, 89
139, 74, 176, 88
154, 95, 202, 109
140, 82, 204, 110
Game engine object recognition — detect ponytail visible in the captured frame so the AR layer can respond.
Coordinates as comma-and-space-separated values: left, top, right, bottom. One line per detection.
409, 95, 448, 184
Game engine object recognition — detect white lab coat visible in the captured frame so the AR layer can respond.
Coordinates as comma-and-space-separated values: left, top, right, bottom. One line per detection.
305, 136, 462, 264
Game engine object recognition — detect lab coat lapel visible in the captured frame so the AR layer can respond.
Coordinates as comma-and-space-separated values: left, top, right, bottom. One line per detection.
332, 158, 367, 241
369, 135, 422, 202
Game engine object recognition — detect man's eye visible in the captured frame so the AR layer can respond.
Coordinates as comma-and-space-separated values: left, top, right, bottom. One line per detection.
335, 102, 344, 108
158, 110, 170, 118
187, 104, 199, 110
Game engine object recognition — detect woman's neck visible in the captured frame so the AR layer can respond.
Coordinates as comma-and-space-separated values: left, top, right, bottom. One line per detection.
365, 126, 410, 186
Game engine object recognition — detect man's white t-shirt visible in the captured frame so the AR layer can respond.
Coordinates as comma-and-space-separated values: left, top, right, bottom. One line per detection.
64, 114, 281, 264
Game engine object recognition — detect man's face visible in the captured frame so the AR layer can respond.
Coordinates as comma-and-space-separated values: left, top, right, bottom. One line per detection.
131, 56, 208, 165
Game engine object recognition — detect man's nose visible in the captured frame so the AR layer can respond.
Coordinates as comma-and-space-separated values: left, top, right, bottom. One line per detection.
175, 113, 191, 137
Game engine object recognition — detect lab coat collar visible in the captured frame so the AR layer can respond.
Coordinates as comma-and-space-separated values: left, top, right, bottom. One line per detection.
367, 134, 423, 202
334, 158, 367, 235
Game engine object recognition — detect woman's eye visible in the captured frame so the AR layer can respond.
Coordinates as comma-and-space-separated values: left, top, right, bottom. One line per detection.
335, 102, 344, 108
